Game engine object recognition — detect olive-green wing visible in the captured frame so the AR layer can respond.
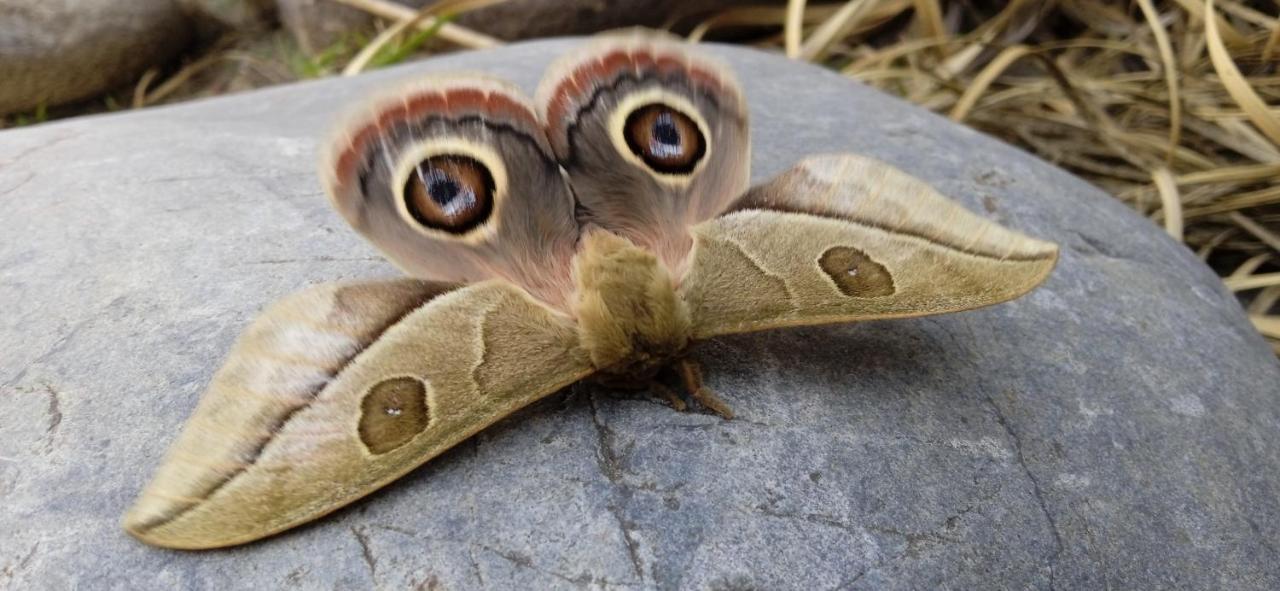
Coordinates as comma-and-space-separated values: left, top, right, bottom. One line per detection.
681, 154, 1059, 339
123, 279, 591, 549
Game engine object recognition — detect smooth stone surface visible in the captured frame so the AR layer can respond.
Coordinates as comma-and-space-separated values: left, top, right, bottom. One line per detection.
2, 39, 1278, 590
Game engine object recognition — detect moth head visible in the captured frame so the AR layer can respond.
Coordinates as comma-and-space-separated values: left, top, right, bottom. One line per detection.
610, 90, 711, 181
390, 138, 508, 243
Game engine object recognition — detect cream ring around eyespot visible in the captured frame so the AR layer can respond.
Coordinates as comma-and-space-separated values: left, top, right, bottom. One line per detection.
607, 89, 712, 186
391, 137, 509, 244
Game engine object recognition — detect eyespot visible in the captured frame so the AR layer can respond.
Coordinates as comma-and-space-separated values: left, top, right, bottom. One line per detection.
820, 246, 895, 298
402, 155, 495, 234
623, 104, 706, 174
359, 377, 430, 455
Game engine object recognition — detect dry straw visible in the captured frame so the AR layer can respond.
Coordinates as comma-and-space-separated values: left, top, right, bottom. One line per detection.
693, 0, 1280, 353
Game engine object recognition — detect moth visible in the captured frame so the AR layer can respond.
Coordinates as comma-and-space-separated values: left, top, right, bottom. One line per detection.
123, 32, 1058, 549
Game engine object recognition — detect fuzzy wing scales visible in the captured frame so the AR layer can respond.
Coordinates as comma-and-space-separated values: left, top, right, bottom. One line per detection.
535, 31, 751, 274
124, 279, 592, 549
323, 76, 581, 309
681, 154, 1059, 338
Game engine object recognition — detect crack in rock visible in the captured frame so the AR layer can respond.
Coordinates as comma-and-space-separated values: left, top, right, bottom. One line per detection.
985, 393, 1065, 590
834, 567, 869, 590
1070, 499, 1112, 590
0, 542, 39, 585
0, 132, 78, 166
835, 505, 981, 590
350, 526, 378, 583
957, 317, 1066, 589
238, 255, 384, 266
750, 506, 860, 536
588, 393, 626, 484
587, 393, 648, 584
413, 574, 442, 590
743, 503, 996, 589
478, 543, 640, 589
467, 544, 486, 587
42, 384, 62, 452
0, 171, 34, 198
1066, 229, 1138, 262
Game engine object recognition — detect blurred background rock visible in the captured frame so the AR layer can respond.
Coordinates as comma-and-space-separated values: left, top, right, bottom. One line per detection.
0, 0, 1276, 352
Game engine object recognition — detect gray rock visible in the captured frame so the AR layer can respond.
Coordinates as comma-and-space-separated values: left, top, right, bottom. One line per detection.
1, 39, 1277, 590
0, 0, 193, 115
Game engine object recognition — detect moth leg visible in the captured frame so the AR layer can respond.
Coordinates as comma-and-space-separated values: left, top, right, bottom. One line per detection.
679, 359, 734, 419
649, 381, 688, 412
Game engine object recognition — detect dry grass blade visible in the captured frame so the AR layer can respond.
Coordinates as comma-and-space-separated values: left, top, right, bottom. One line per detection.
800, 0, 874, 61
132, 69, 160, 109
1250, 315, 1280, 338
131, 46, 237, 108
1153, 167, 1184, 240
1214, 0, 1279, 27
1264, 19, 1280, 60
1172, 0, 1247, 44
1204, 0, 1280, 145
1177, 164, 1280, 186
688, 6, 833, 42
948, 45, 1035, 122
785, 0, 808, 58
1136, 0, 1182, 164
334, 0, 501, 49
1230, 211, 1280, 254
342, 0, 505, 76
1250, 286, 1280, 314
1183, 186, 1280, 219
911, 0, 946, 39
1225, 273, 1280, 291
1231, 253, 1272, 279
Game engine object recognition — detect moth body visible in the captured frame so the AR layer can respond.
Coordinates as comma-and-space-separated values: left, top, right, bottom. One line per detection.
571, 229, 692, 383
124, 32, 1060, 549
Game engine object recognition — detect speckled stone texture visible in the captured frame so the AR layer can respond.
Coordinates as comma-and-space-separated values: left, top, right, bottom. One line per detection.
1, 39, 1277, 590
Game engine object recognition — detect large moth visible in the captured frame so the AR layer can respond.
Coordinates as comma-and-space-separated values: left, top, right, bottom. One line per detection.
123, 32, 1058, 549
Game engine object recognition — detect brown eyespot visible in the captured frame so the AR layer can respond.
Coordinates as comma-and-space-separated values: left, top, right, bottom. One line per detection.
358, 377, 430, 455
403, 155, 495, 233
624, 104, 706, 174
820, 246, 895, 298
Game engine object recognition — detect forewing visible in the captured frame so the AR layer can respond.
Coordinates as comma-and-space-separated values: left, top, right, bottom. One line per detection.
323, 75, 580, 309
535, 31, 750, 273
681, 154, 1059, 338
124, 279, 592, 549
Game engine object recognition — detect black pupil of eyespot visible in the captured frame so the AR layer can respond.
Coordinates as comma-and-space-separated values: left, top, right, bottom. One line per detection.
653, 114, 680, 146
428, 177, 461, 208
